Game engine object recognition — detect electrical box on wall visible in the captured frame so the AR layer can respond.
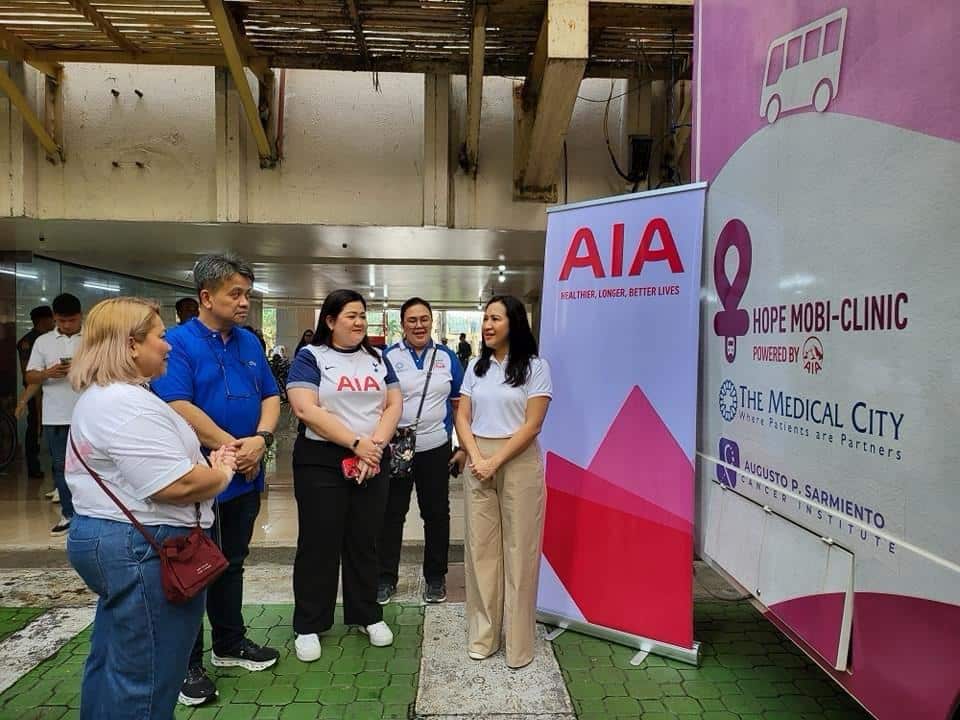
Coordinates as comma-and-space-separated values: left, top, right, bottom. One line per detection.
629, 135, 653, 182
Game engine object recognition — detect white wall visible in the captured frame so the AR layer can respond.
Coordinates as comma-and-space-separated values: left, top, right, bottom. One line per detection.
1, 64, 635, 231
37, 64, 217, 221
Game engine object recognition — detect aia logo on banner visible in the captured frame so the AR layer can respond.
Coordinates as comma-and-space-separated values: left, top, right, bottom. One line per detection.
713, 219, 752, 363
802, 336, 824, 375
559, 218, 684, 280
336, 376, 382, 392
717, 438, 740, 488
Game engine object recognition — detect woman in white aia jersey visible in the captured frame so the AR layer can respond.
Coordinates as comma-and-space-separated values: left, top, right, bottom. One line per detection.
285, 289, 402, 662
455, 295, 553, 669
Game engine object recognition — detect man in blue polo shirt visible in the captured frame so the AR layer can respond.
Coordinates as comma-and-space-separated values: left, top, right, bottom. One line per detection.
152, 253, 281, 707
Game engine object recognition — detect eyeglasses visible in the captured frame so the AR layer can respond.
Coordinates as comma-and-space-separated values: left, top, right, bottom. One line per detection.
206, 338, 261, 400
404, 318, 432, 327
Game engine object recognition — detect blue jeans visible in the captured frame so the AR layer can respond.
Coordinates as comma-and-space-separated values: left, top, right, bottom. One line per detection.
68, 515, 206, 720
46, 425, 74, 518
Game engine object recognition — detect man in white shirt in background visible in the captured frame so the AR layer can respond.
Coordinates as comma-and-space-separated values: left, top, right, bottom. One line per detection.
25, 293, 83, 535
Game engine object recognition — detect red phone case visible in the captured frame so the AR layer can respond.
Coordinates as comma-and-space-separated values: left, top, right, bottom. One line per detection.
341, 456, 361, 479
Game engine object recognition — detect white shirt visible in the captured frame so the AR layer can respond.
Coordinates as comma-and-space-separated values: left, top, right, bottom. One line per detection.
66, 383, 213, 527
25, 329, 83, 425
383, 340, 462, 452
286, 344, 399, 441
460, 356, 553, 438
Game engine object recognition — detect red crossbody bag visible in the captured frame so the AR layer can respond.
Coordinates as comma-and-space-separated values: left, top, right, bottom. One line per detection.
69, 434, 229, 604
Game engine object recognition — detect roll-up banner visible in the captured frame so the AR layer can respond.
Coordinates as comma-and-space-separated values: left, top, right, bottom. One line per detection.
536, 184, 706, 664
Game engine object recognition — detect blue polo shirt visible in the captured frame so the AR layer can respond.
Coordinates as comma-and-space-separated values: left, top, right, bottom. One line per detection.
151, 318, 279, 502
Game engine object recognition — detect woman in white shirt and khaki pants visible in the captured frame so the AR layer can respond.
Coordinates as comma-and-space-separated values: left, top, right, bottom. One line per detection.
455, 295, 553, 669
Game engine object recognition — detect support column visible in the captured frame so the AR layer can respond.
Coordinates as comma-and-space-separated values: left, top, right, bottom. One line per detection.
215, 67, 248, 223
423, 74, 452, 227
2, 61, 39, 217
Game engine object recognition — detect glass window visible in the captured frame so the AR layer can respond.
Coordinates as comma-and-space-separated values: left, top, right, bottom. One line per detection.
766, 44, 785, 86
786, 36, 802, 69
803, 28, 822, 62
823, 19, 843, 54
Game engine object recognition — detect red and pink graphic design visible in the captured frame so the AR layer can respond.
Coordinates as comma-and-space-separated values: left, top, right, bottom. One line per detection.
543, 387, 694, 648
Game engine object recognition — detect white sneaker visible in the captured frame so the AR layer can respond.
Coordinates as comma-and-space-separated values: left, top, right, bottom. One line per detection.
295, 633, 321, 662
45, 490, 57, 500
360, 621, 394, 647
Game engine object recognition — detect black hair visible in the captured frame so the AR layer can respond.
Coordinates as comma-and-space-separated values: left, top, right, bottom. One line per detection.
295, 329, 314, 354
244, 325, 267, 352
175, 297, 198, 313
30, 305, 53, 323
52, 293, 81, 316
473, 295, 538, 387
400, 297, 432, 320
459, 333, 466, 340
193, 252, 255, 295
312, 289, 380, 360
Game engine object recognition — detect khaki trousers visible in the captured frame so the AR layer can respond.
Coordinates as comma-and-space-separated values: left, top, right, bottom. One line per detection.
464, 437, 546, 668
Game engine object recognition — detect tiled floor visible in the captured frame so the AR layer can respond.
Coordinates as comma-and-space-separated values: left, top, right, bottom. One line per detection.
0, 608, 44, 644
0, 604, 424, 720
554, 600, 871, 720
0, 598, 875, 720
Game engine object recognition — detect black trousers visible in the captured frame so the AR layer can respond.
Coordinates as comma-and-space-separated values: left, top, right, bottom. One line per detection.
24, 396, 41, 476
292, 446, 390, 634
378, 441, 451, 586
189, 489, 261, 667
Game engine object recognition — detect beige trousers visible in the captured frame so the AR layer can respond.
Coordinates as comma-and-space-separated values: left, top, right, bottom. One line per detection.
464, 437, 546, 668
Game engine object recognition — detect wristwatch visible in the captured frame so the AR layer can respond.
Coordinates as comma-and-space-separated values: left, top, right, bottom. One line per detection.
256, 431, 275, 448
352, 436, 361, 449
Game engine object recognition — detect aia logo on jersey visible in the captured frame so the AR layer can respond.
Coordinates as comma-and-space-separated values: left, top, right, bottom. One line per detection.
336, 376, 382, 392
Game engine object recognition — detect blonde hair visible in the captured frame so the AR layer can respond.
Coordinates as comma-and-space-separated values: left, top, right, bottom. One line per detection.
70, 297, 162, 391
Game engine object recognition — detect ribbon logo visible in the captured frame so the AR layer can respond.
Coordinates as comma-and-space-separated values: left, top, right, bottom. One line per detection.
713, 219, 752, 363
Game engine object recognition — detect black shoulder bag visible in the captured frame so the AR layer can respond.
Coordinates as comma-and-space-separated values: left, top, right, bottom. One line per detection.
389, 348, 438, 479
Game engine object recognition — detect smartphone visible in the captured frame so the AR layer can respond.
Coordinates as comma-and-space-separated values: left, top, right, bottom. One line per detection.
448, 459, 461, 479
341, 456, 361, 479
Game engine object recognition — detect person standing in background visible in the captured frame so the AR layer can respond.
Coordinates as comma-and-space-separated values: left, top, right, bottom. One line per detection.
25, 294, 84, 535
457, 333, 472, 369
176, 297, 200, 325
152, 253, 281, 707
379, 297, 466, 605
16, 305, 54, 481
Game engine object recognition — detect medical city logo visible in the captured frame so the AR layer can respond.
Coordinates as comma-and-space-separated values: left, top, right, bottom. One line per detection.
719, 379, 738, 421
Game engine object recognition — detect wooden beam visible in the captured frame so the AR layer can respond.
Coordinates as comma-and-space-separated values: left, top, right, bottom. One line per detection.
205, 0, 276, 166
590, 0, 692, 5
513, 0, 588, 201
24, 48, 678, 80
343, 0, 372, 69
0, 28, 62, 78
66, 0, 138, 53
44, 64, 64, 163
460, 0, 487, 174
0, 64, 62, 160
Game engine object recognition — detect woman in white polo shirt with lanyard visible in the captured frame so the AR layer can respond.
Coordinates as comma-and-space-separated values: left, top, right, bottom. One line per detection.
455, 294, 553, 669
286, 289, 403, 662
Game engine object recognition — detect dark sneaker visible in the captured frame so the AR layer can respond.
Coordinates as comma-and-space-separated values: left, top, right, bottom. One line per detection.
50, 517, 71, 536
178, 664, 217, 706
211, 638, 279, 671
424, 579, 447, 604
377, 582, 396, 605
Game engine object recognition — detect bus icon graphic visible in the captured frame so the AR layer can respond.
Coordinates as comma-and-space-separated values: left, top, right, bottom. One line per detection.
760, 8, 847, 124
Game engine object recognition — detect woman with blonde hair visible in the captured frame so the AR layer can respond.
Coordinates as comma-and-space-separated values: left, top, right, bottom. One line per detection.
65, 297, 238, 720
